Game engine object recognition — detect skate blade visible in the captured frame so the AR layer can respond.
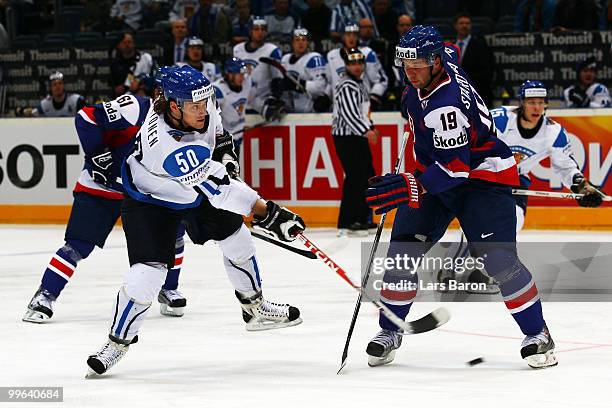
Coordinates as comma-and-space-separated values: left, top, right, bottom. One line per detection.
160, 304, 185, 317
245, 317, 303, 331
347, 230, 368, 237
22, 310, 50, 323
368, 350, 396, 367
524, 350, 558, 369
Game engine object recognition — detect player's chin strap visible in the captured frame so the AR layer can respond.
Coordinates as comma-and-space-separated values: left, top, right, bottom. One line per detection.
423, 62, 443, 92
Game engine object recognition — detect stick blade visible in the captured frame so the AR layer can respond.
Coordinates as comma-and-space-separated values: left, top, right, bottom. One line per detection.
406, 307, 451, 334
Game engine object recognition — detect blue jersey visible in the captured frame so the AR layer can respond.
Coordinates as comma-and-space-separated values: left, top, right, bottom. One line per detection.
401, 46, 518, 194
74, 94, 151, 199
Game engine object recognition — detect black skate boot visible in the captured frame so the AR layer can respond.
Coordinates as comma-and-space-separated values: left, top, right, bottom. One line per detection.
521, 324, 558, 369
23, 287, 55, 323
366, 329, 403, 366
158, 289, 187, 317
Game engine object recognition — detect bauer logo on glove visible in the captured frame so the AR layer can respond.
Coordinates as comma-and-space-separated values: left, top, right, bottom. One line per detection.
366, 172, 422, 214
252, 200, 306, 242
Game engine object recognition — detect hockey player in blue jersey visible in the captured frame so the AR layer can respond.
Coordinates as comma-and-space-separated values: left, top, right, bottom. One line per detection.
85, 66, 305, 377
23, 73, 188, 323
364, 26, 557, 369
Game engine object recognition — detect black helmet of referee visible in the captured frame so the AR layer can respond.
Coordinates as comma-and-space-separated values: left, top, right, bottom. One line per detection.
341, 47, 365, 65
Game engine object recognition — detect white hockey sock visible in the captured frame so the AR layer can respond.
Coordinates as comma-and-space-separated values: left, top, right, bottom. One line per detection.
109, 263, 166, 343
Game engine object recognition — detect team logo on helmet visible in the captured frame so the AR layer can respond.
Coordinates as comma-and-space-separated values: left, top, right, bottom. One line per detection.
191, 85, 214, 102
395, 47, 417, 60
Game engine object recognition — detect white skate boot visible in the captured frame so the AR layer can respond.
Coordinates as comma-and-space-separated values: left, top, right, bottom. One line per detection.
23, 287, 55, 323
236, 291, 302, 331
158, 289, 186, 317
366, 329, 403, 366
86, 335, 135, 377
521, 324, 558, 369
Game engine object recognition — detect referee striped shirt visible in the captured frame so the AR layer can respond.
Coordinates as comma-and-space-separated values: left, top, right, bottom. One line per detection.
332, 76, 372, 137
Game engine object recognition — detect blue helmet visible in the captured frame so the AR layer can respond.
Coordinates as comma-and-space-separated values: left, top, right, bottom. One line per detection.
577, 56, 597, 74
154, 66, 173, 88
186, 36, 204, 48
224, 57, 248, 74
162, 65, 214, 106
343, 21, 359, 33
137, 73, 155, 95
395, 25, 444, 67
519, 80, 548, 101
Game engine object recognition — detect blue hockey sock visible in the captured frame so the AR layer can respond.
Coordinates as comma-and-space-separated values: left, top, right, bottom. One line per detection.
40, 239, 94, 299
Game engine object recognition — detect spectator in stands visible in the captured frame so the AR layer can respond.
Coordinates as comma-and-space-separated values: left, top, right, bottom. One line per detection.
164, 18, 189, 65
386, 14, 412, 109
301, 0, 332, 49
15, 71, 85, 117
231, 0, 252, 44
330, 0, 378, 41
265, 0, 296, 42
453, 12, 495, 107
393, 0, 415, 17
80, 0, 113, 32
359, 18, 385, 61
110, 0, 145, 31
563, 57, 612, 108
110, 32, 156, 98
371, 0, 398, 44
553, 0, 599, 31
189, 0, 231, 44
143, 0, 171, 28
514, 0, 556, 32
176, 36, 221, 82
169, 0, 200, 21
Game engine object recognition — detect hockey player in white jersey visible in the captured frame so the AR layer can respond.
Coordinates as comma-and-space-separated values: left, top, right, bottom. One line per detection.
213, 57, 252, 155
274, 27, 330, 113
233, 16, 284, 121
86, 65, 305, 377
563, 57, 612, 109
438, 80, 604, 292
326, 22, 388, 111
15, 71, 85, 117
176, 36, 220, 83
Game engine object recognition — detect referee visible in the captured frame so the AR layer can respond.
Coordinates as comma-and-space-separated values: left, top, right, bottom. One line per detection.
332, 47, 379, 236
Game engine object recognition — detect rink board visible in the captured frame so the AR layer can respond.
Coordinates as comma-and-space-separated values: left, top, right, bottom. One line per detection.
1, 110, 612, 228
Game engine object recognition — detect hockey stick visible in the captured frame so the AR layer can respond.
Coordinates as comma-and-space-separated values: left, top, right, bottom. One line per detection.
232, 121, 269, 136
298, 232, 450, 339
512, 188, 611, 201
259, 56, 310, 96
251, 230, 317, 259
337, 131, 411, 374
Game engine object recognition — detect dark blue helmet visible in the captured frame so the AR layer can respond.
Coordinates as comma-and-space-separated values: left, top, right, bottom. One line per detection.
137, 73, 155, 95
162, 65, 213, 106
154, 66, 173, 88
395, 25, 444, 67
343, 21, 359, 33
519, 80, 548, 101
577, 56, 597, 74
187, 36, 204, 48
224, 57, 248, 74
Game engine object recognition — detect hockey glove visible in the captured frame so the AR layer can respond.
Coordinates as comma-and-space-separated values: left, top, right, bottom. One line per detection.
568, 87, 590, 107
90, 151, 115, 186
370, 94, 383, 111
212, 130, 240, 178
313, 95, 332, 112
366, 173, 422, 214
283, 76, 307, 93
262, 97, 286, 122
252, 200, 306, 242
571, 174, 604, 207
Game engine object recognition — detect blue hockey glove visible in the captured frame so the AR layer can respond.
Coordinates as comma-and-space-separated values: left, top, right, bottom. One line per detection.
366, 173, 422, 214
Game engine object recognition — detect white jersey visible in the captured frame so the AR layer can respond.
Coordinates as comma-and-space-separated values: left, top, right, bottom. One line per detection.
280, 51, 328, 113
176, 61, 220, 83
562, 82, 611, 108
233, 42, 282, 113
123, 102, 259, 214
491, 106, 581, 188
37, 93, 84, 117
123, 51, 155, 88
326, 46, 388, 98
213, 76, 253, 139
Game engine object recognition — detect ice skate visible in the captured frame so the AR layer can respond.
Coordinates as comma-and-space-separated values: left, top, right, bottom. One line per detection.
86, 335, 135, 378
236, 291, 302, 331
158, 289, 186, 317
521, 325, 558, 369
366, 329, 403, 366
347, 222, 369, 237
22, 287, 55, 323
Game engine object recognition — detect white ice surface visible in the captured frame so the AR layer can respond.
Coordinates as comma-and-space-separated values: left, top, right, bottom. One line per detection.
0, 226, 610, 408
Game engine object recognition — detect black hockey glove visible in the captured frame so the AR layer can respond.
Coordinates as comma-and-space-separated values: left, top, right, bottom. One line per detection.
252, 200, 306, 242
212, 130, 240, 178
370, 94, 383, 111
568, 87, 590, 107
262, 97, 286, 122
313, 95, 332, 112
283, 76, 306, 93
90, 150, 115, 186
571, 174, 604, 207
270, 77, 284, 98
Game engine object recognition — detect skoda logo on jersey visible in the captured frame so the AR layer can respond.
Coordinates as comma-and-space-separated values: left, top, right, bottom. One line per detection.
163, 145, 211, 176
433, 131, 468, 149
395, 47, 417, 60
